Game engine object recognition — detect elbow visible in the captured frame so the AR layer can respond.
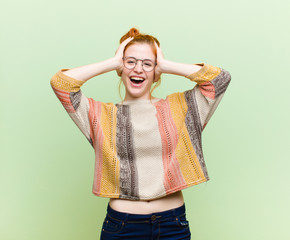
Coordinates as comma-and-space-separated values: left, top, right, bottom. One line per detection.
50, 74, 58, 89
220, 69, 231, 89
212, 69, 231, 98
225, 70, 231, 84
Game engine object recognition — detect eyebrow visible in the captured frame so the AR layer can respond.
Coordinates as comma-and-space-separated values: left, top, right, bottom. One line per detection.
126, 56, 154, 61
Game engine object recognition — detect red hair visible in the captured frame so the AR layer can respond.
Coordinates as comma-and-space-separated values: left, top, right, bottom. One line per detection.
120, 28, 160, 57
118, 27, 162, 103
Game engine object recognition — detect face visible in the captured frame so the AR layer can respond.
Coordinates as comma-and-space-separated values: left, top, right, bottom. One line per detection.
121, 43, 156, 101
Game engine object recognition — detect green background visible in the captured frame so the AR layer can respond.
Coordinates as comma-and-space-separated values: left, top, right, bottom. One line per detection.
1, 0, 289, 239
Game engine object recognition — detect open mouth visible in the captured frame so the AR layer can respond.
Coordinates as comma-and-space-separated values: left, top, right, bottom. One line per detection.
130, 77, 145, 84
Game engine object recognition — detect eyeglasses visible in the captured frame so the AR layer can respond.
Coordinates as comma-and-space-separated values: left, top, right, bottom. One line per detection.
123, 57, 156, 72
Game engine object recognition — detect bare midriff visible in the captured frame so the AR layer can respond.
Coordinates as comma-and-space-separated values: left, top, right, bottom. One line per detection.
109, 191, 184, 214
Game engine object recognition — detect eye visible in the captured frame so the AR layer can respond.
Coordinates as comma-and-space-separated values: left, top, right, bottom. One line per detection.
125, 58, 136, 64
144, 61, 153, 67
126, 60, 136, 66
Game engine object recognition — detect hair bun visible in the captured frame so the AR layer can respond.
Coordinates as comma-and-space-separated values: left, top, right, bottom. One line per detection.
128, 28, 140, 37
120, 27, 140, 43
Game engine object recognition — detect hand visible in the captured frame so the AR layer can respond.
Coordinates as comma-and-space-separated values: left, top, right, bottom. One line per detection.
114, 37, 134, 77
153, 41, 166, 83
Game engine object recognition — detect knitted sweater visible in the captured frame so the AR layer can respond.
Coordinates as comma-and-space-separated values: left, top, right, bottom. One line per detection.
50, 63, 231, 200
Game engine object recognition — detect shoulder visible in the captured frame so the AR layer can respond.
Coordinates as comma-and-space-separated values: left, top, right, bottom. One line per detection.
86, 98, 118, 114
165, 91, 188, 108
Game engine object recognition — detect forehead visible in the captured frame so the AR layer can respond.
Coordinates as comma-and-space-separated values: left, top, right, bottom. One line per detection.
124, 43, 155, 60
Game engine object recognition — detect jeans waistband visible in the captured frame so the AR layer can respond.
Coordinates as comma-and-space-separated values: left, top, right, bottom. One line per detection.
107, 203, 186, 222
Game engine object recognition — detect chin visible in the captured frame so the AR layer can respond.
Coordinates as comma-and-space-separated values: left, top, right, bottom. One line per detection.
127, 91, 146, 99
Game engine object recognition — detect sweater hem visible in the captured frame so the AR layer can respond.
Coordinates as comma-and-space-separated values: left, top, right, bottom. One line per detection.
91, 177, 209, 200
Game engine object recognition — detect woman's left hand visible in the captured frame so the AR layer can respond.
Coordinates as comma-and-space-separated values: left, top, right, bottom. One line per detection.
154, 42, 166, 83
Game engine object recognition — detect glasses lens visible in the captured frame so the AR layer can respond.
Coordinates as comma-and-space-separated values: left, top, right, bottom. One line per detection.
123, 57, 155, 72
124, 57, 136, 69
143, 60, 154, 72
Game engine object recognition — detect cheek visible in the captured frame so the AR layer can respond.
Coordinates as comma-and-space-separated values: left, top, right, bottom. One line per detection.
122, 68, 131, 77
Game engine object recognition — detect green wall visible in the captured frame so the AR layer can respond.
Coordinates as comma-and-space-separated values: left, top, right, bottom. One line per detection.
1, 0, 289, 239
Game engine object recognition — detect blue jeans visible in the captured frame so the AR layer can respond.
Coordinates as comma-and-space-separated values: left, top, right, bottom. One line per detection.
100, 203, 191, 240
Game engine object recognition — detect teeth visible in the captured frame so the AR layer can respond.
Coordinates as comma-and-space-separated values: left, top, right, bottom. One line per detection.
130, 77, 144, 81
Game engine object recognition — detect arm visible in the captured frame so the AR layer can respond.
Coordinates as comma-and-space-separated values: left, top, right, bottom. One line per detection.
50, 37, 134, 147
153, 41, 203, 80
60, 37, 134, 81
62, 57, 120, 81
154, 43, 231, 130
159, 59, 203, 77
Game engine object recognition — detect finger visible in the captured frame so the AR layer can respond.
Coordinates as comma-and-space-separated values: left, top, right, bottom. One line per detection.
116, 37, 134, 55
154, 41, 161, 52
154, 41, 158, 48
123, 37, 134, 45
118, 37, 134, 52
154, 42, 163, 58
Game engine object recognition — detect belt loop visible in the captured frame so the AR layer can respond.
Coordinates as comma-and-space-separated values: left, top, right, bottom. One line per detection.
173, 207, 176, 217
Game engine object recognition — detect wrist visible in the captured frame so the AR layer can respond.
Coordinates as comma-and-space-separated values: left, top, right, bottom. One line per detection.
109, 57, 122, 70
160, 60, 175, 74
158, 60, 203, 77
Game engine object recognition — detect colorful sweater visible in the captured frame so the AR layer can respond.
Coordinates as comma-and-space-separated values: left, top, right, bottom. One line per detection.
50, 63, 231, 200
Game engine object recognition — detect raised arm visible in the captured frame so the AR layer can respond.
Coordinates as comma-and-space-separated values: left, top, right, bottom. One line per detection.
62, 57, 120, 81
50, 37, 134, 147
153, 41, 203, 79
153, 42, 231, 131
61, 37, 134, 81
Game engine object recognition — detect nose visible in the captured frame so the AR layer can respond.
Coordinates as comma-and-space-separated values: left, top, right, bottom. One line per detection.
133, 60, 143, 73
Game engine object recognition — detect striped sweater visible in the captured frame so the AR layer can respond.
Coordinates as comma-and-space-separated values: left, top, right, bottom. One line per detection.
50, 63, 231, 200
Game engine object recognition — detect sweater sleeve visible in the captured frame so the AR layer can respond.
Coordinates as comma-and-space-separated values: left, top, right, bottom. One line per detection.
184, 63, 231, 131
50, 69, 94, 147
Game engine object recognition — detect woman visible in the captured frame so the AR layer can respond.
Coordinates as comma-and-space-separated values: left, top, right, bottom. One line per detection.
50, 28, 231, 240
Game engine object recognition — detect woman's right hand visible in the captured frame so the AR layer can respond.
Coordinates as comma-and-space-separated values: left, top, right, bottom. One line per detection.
114, 37, 134, 77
